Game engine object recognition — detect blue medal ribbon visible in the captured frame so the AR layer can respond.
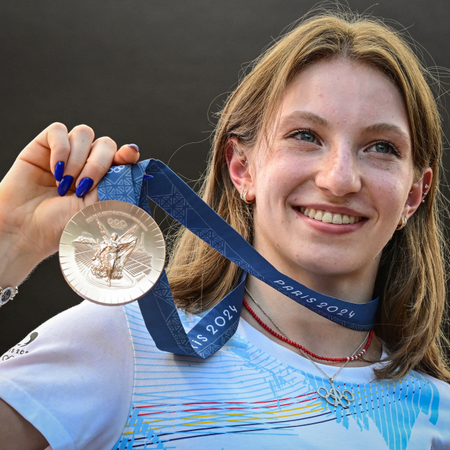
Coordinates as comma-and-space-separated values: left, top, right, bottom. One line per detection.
98, 159, 378, 358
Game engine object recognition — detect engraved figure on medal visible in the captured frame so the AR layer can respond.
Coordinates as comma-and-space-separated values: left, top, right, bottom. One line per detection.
89, 219, 140, 286
60, 201, 166, 305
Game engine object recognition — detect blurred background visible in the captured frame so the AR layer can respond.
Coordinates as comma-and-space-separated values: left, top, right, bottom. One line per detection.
1, 0, 449, 353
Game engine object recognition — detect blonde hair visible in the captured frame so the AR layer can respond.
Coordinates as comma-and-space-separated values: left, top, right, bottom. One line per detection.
167, 11, 450, 381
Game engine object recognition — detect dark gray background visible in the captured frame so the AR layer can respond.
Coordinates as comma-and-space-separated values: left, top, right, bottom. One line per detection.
1, 0, 449, 354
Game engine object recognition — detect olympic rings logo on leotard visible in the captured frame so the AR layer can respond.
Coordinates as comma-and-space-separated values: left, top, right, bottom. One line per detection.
107, 218, 128, 230
107, 165, 125, 174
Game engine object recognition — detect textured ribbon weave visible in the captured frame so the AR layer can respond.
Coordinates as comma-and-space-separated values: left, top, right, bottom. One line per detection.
97, 159, 378, 358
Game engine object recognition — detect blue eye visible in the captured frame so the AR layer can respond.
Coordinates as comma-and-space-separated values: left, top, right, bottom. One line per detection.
370, 141, 400, 156
289, 129, 317, 143
300, 131, 316, 142
374, 143, 391, 153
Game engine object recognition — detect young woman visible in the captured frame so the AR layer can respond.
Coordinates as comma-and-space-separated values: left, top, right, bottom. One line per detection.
1, 11, 449, 450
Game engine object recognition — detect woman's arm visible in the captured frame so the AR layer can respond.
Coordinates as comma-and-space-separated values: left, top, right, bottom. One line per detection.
0, 123, 139, 446
0, 399, 48, 450
0, 122, 139, 294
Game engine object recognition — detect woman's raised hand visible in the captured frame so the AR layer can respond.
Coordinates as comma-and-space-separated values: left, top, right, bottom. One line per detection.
0, 123, 140, 287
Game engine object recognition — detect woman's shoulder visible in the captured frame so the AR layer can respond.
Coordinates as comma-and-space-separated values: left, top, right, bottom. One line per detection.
0, 300, 135, 450
412, 370, 450, 397
2, 299, 132, 361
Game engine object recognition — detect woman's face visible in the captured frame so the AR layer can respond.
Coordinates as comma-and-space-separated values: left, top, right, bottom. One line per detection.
240, 59, 427, 292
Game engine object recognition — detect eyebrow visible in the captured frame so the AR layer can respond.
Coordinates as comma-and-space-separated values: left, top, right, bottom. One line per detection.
364, 123, 410, 144
279, 111, 331, 128
279, 111, 410, 143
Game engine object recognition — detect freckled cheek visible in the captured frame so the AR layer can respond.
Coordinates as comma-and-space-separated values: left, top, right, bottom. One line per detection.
375, 179, 408, 217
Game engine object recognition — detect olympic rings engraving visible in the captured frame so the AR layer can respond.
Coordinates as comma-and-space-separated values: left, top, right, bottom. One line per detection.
107, 218, 128, 230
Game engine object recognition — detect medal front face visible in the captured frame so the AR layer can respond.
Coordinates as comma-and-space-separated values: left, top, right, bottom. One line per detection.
59, 200, 165, 305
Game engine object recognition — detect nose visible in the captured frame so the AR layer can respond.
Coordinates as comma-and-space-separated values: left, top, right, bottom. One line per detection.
314, 144, 361, 197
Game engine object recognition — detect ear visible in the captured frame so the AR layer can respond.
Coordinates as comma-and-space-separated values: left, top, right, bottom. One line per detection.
403, 168, 432, 219
225, 137, 255, 202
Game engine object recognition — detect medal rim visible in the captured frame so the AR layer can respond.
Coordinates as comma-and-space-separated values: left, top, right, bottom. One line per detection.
59, 200, 166, 306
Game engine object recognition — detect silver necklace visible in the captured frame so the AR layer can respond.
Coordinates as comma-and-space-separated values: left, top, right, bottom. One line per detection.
245, 288, 371, 409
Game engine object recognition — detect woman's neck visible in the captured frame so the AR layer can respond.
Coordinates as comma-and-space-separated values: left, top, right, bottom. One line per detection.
242, 276, 382, 367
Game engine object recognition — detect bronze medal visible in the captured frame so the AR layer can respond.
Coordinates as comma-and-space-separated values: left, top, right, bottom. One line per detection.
59, 200, 165, 305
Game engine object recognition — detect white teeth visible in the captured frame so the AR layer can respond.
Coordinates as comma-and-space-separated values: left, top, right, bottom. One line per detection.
299, 208, 361, 225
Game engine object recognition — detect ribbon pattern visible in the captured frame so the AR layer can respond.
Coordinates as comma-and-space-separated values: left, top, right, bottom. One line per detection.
97, 159, 378, 359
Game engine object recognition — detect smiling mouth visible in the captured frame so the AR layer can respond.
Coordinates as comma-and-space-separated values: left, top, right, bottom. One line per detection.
299, 207, 363, 225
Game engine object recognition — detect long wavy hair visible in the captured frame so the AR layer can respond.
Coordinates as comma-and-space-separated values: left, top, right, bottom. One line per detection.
167, 10, 450, 382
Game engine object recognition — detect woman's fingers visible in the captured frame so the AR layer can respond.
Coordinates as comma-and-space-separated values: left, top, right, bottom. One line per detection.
71, 143, 140, 198
55, 125, 96, 196
72, 136, 118, 197
19, 122, 70, 173
113, 143, 140, 165
46, 123, 71, 174
73, 143, 140, 198
64, 125, 96, 175
24, 123, 140, 199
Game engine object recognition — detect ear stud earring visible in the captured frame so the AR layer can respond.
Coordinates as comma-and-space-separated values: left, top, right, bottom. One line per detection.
396, 216, 407, 231
240, 188, 254, 205
422, 184, 429, 203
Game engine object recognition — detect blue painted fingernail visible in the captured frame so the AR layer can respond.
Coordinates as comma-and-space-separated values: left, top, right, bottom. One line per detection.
76, 177, 94, 198
54, 161, 65, 182
143, 174, 153, 180
128, 144, 139, 152
57, 175, 74, 197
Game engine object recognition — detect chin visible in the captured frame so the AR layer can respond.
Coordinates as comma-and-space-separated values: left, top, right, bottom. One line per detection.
286, 253, 375, 284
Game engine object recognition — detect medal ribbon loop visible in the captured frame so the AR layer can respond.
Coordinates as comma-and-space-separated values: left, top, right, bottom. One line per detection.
98, 159, 378, 358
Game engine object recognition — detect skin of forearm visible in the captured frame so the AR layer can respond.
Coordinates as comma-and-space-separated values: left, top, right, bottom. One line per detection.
0, 229, 42, 289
